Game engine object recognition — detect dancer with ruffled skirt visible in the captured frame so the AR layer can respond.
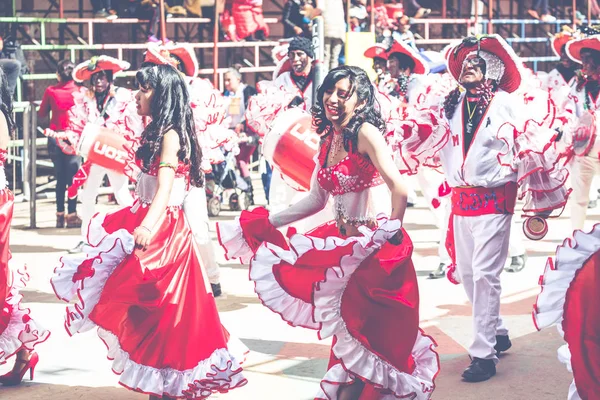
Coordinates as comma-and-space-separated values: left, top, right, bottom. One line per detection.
51, 64, 247, 399
534, 225, 600, 400
0, 68, 50, 386
218, 65, 439, 400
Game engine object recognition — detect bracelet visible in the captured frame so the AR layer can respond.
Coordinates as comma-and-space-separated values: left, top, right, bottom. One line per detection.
136, 225, 151, 234
158, 162, 177, 171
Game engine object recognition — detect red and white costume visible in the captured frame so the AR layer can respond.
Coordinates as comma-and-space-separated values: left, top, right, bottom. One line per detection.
217, 134, 440, 399
69, 56, 141, 238
559, 36, 600, 231
51, 158, 247, 398
0, 149, 50, 364
396, 35, 570, 363
533, 225, 600, 400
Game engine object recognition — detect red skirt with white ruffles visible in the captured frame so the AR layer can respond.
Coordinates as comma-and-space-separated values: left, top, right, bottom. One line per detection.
0, 189, 50, 364
534, 224, 600, 400
51, 200, 247, 399
217, 207, 439, 400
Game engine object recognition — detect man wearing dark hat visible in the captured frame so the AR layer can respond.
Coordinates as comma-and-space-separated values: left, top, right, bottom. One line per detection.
274, 36, 315, 109
399, 34, 569, 382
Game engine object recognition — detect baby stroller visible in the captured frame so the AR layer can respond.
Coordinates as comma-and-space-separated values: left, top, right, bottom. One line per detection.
206, 150, 251, 217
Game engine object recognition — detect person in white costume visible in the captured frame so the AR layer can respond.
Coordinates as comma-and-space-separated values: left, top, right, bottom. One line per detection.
560, 32, 600, 231
396, 34, 569, 382
69, 56, 138, 253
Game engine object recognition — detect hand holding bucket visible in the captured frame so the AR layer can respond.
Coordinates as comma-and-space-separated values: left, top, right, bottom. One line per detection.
77, 124, 133, 175
262, 108, 320, 191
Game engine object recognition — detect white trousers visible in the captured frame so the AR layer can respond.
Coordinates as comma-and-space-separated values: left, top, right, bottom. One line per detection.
508, 215, 526, 257
571, 155, 600, 230
323, 37, 344, 71
454, 213, 512, 362
568, 380, 581, 400
80, 164, 134, 237
183, 186, 221, 285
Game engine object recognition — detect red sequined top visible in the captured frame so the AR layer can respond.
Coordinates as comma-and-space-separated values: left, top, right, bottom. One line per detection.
316, 134, 384, 196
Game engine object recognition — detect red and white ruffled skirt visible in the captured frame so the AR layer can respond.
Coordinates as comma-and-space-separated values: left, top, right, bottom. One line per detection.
218, 207, 440, 400
51, 199, 247, 399
0, 189, 50, 364
534, 224, 600, 400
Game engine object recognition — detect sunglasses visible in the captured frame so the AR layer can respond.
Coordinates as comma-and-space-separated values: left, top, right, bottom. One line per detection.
464, 56, 486, 68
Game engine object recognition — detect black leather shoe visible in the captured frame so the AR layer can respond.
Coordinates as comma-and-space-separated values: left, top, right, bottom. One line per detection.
462, 357, 496, 382
428, 263, 446, 279
211, 283, 222, 298
495, 335, 512, 354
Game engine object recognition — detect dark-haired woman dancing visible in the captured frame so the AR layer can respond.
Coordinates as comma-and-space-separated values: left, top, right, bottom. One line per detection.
0, 68, 50, 386
51, 64, 247, 399
218, 65, 439, 399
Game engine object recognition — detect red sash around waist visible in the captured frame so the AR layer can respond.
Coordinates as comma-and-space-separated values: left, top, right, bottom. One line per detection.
445, 182, 518, 284
450, 182, 517, 217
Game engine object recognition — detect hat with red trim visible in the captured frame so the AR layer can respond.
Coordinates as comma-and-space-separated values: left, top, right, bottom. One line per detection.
73, 55, 130, 83
166, 43, 199, 77
386, 39, 429, 75
447, 34, 523, 93
364, 44, 389, 60
566, 26, 600, 64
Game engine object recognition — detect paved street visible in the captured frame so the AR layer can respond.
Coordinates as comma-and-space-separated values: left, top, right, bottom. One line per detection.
1, 174, 588, 400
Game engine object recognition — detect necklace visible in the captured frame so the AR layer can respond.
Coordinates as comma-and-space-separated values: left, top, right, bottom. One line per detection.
465, 99, 477, 135
327, 131, 344, 166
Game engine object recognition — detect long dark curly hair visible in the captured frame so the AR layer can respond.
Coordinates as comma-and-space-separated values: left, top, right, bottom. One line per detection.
135, 63, 204, 187
0, 68, 15, 136
312, 66, 386, 152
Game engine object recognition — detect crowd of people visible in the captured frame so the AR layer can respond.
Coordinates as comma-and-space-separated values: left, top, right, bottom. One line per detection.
0, 2, 599, 400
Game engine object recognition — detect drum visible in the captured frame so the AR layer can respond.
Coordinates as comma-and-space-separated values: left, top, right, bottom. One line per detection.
77, 124, 133, 174
262, 108, 320, 191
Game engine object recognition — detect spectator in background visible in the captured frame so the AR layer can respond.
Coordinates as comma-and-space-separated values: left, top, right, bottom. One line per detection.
349, 0, 368, 32
374, 0, 395, 39
223, 67, 258, 204
90, 0, 117, 19
0, 36, 21, 96
316, 0, 345, 71
401, 0, 430, 19
231, 0, 269, 41
527, 0, 556, 22
282, 0, 314, 38
38, 60, 82, 229
392, 15, 417, 49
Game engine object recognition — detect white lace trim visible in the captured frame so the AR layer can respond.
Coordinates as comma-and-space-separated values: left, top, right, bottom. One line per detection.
51, 213, 247, 398
0, 267, 50, 363
533, 223, 600, 399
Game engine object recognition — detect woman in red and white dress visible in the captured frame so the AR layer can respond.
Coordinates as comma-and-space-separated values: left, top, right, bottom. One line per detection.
218, 66, 439, 399
0, 69, 50, 385
534, 225, 600, 399
51, 64, 247, 399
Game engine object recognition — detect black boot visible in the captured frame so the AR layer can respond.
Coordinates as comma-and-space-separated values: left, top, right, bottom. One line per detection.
462, 358, 496, 382
211, 283, 222, 297
494, 335, 512, 354
243, 176, 254, 205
